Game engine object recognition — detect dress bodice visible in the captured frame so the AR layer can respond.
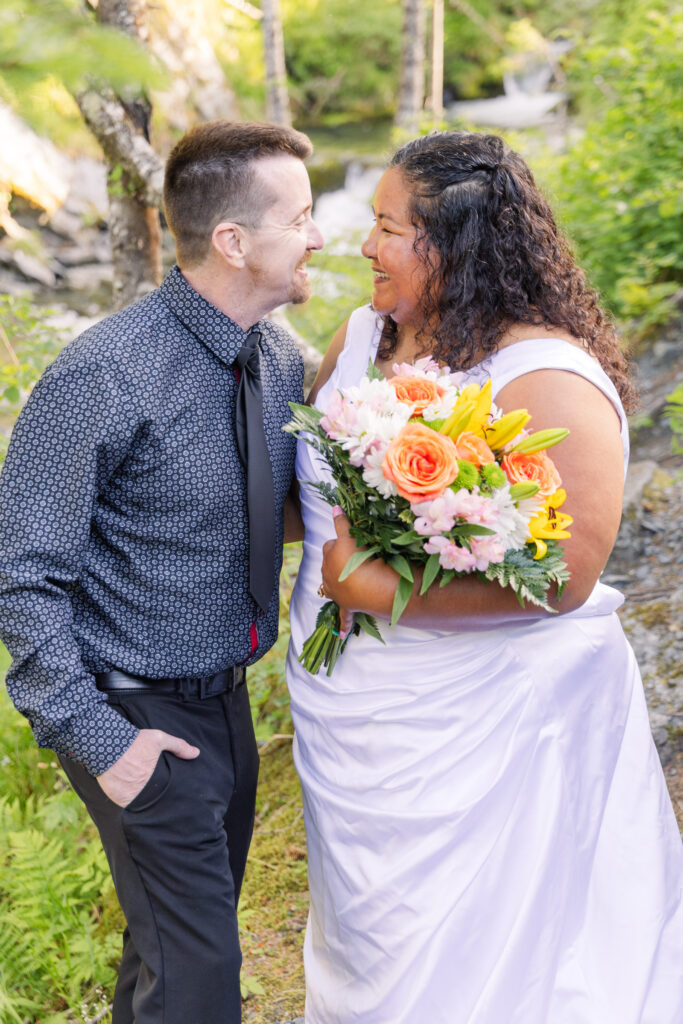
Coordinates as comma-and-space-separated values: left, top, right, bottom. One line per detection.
314, 304, 630, 474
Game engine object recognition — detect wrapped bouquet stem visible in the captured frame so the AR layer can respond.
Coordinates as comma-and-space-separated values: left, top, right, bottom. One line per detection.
285, 359, 572, 677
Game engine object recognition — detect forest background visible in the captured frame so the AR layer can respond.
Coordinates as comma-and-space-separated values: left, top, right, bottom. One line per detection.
0, 0, 681, 1021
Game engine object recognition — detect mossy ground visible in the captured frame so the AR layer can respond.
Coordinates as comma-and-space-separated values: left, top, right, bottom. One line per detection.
239, 742, 308, 1023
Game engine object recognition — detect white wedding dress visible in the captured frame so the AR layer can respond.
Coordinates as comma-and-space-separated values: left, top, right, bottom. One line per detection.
286, 305, 683, 1024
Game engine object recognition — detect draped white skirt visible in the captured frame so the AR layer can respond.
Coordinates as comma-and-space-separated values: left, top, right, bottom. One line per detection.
287, 545, 683, 1023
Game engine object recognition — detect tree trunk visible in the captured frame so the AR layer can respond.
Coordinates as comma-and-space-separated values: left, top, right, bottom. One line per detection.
429, 0, 444, 120
262, 0, 291, 127
87, 0, 162, 308
395, 0, 426, 132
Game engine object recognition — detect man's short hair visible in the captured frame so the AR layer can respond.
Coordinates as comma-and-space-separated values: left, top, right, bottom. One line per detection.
163, 120, 314, 268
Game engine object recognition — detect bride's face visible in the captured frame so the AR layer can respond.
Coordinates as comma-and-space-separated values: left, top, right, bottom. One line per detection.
361, 168, 431, 327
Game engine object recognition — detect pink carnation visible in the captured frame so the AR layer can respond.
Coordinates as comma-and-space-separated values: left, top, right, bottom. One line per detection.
392, 356, 442, 377
469, 534, 506, 571
320, 390, 358, 439
423, 535, 478, 573
412, 490, 459, 535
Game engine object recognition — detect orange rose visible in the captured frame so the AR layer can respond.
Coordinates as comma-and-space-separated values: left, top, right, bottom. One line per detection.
388, 375, 446, 416
453, 431, 495, 467
383, 423, 459, 503
501, 450, 562, 499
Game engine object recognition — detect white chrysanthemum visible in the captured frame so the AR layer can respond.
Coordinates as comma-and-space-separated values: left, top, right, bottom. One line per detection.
361, 446, 399, 498
422, 390, 460, 422
340, 403, 412, 465
346, 376, 400, 416
488, 486, 539, 549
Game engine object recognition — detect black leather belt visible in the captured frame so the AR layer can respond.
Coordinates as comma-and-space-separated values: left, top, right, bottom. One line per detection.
95, 666, 246, 699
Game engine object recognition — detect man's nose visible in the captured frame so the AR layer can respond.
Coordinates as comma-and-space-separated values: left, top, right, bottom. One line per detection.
308, 219, 324, 250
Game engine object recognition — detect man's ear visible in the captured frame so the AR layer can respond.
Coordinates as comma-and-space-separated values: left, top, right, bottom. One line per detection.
212, 221, 248, 269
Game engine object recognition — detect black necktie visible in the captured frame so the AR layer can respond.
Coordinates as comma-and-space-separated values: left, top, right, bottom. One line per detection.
235, 330, 277, 613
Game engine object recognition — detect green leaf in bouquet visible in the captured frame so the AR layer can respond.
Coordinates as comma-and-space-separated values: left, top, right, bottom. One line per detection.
306, 480, 341, 507
366, 360, 384, 381
338, 546, 381, 581
284, 402, 324, 435
482, 541, 569, 613
452, 523, 497, 538
391, 574, 414, 626
439, 570, 456, 587
391, 529, 421, 547
419, 552, 442, 596
354, 613, 386, 643
324, 634, 344, 676
389, 554, 414, 582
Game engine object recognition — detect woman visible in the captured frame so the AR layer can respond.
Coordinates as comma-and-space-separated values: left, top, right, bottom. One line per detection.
286, 131, 683, 1023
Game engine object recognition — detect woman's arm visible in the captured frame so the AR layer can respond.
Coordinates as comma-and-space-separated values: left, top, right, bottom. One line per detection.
321, 367, 625, 629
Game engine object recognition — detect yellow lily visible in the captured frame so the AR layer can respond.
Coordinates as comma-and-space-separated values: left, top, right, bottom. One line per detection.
465, 378, 493, 438
439, 381, 492, 439
439, 398, 476, 438
528, 489, 573, 560
485, 408, 532, 451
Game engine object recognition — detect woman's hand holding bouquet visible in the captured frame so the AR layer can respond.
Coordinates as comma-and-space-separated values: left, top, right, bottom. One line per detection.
285, 357, 572, 676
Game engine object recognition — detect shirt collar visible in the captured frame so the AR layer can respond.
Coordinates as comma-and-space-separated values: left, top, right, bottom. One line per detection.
158, 264, 261, 366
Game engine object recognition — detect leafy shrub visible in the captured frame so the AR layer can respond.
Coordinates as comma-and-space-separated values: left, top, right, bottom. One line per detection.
665, 382, 683, 455
0, 688, 121, 1022
0, 294, 69, 465
546, 1, 683, 329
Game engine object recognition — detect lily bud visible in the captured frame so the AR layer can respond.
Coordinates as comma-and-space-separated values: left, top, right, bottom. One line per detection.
509, 481, 540, 500
511, 428, 570, 454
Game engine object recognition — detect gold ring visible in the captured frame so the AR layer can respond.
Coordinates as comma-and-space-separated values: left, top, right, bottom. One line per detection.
317, 584, 326, 598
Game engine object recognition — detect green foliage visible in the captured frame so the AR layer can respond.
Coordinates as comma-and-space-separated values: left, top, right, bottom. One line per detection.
0, 294, 69, 466
0, 690, 121, 1021
0, 0, 166, 140
543, 1, 683, 328
283, 0, 402, 119
665, 382, 683, 455
248, 545, 301, 742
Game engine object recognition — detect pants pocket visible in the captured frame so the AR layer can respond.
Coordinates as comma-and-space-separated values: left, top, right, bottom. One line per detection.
123, 751, 173, 813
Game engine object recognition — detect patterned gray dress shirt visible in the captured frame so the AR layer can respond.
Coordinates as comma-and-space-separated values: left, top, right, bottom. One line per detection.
0, 265, 303, 775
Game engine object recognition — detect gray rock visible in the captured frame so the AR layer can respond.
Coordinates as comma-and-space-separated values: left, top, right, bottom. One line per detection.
622, 460, 658, 514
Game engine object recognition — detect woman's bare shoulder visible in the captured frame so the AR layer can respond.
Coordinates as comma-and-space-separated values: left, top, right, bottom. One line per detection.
307, 318, 350, 404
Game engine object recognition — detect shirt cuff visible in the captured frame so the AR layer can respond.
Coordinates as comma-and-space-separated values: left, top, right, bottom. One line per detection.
59, 700, 139, 776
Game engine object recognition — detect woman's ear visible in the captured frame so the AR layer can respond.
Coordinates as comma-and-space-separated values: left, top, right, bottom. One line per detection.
212, 221, 248, 269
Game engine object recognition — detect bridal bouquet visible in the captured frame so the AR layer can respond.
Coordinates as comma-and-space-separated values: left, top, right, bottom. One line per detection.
285, 358, 572, 676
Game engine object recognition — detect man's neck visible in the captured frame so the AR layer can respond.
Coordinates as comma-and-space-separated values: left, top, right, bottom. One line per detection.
180, 264, 267, 332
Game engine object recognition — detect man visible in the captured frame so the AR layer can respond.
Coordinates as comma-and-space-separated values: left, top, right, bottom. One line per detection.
0, 120, 322, 1023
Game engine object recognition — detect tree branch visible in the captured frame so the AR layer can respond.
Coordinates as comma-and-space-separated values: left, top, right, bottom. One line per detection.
77, 88, 164, 207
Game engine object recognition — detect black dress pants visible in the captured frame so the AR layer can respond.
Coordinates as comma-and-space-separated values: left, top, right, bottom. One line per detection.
59, 683, 260, 1024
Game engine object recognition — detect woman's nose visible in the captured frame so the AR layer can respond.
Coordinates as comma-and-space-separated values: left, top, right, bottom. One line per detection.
361, 227, 377, 259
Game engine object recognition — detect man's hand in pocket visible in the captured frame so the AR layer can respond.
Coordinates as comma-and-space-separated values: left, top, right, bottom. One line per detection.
97, 729, 200, 807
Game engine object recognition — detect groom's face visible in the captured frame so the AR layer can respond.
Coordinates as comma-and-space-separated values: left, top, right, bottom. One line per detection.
244, 155, 324, 310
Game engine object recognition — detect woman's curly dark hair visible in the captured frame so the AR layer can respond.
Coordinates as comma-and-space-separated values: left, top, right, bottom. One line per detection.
380, 131, 636, 411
